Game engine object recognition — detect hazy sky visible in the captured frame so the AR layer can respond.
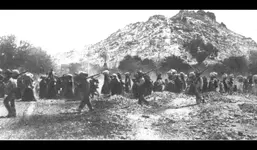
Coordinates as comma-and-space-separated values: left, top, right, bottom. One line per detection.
0, 10, 256, 55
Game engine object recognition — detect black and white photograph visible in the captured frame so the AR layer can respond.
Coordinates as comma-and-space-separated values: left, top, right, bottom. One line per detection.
0, 9, 257, 140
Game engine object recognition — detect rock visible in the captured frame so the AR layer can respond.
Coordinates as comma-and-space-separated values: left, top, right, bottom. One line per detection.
234, 114, 240, 117
142, 115, 150, 118
238, 131, 244, 136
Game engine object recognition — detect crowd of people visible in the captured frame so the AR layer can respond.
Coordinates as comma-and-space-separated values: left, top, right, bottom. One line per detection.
1, 67, 257, 118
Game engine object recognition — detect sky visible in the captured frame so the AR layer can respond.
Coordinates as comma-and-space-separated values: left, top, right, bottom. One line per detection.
0, 10, 256, 56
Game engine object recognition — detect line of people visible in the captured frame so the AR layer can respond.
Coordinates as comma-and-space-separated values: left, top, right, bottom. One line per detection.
1, 67, 257, 118
100, 69, 257, 106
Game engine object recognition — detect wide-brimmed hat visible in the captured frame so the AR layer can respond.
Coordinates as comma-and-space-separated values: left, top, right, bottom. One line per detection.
102, 70, 109, 75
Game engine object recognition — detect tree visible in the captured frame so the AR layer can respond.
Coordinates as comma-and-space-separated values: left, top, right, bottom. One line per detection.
118, 55, 142, 73
0, 35, 56, 74
159, 55, 190, 73
222, 56, 248, 74
183, 37, 219, 64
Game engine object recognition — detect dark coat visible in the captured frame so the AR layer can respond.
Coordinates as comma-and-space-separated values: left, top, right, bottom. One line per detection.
110, 78, 122, 95
101, 74, 111, 94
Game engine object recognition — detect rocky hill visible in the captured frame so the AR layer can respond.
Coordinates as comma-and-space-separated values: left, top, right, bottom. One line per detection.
55, 10, 257, 69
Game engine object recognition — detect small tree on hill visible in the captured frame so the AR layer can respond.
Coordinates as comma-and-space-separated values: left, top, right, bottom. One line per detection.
159, 55, 190, 73
183, 38, 219, 64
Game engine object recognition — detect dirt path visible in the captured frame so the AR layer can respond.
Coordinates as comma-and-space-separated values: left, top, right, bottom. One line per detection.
0, 99, 37, 139
1, 92, 257, 140
126, 95, 200, 140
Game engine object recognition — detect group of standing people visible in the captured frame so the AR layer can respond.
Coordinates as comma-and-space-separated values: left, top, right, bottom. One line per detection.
1, 66, 257, 118
0, 69, 36, 118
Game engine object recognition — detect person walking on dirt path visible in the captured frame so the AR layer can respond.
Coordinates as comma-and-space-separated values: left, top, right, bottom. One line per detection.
135, 71, 149, 106
187, 71, 204, 104
3, 70, 19, 118
77, 72, 93, 113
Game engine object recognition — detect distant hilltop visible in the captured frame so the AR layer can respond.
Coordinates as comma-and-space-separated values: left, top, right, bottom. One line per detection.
54, 10, 257, 69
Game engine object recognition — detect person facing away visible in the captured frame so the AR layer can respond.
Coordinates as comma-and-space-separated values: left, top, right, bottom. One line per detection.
153, 73, 165, 92
135, 70, 149, 106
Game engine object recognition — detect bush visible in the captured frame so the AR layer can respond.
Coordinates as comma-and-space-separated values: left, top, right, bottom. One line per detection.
222, 56, 248, 74
159, 55, 190, 73
183, 38, 219, 64
118, 55, 157, 73
118, 55, 141, 73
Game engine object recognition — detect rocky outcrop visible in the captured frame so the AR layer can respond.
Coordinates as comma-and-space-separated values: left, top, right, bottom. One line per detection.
55, 10, 257, 69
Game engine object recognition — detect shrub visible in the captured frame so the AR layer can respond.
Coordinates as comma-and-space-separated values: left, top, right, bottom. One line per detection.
159, 55, 190, 73
183, 38, 219, 64
222, 56, 248, 74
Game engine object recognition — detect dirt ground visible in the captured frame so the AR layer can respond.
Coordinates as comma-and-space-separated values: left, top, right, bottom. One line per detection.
1, 91, 257, 140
